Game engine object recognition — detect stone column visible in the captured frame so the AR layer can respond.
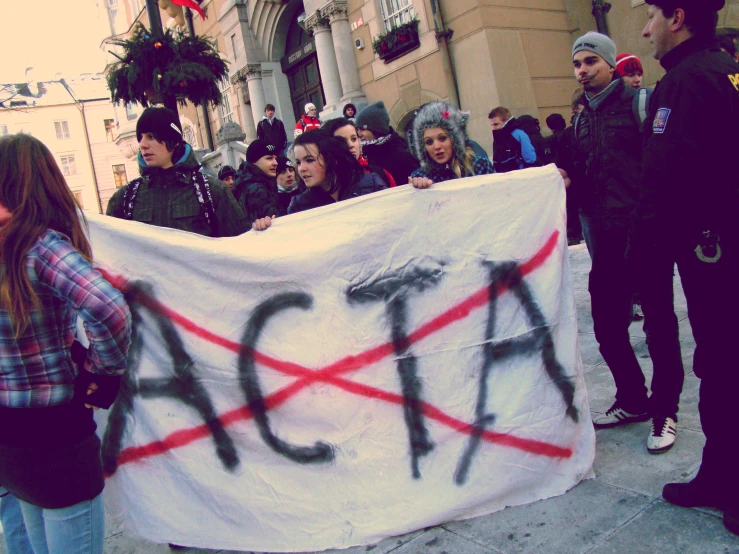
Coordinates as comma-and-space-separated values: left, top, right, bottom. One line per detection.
239, 90, 258, 142
323, 0, 367, 104
245, 64, 267, 134
231, 71, 257, 142
304, 14, 343, 112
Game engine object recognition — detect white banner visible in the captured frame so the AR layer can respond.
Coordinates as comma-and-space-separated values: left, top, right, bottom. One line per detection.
90, 165, 594, 552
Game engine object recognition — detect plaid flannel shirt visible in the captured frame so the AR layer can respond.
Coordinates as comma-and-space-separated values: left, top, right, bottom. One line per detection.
411, 155, 494, 183
0, 230, 132, 408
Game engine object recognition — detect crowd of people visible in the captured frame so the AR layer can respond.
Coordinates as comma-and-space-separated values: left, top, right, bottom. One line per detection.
0, 0, 736, 551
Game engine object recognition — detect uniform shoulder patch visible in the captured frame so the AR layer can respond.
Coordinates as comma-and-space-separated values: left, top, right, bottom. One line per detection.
652, 108, 671, 134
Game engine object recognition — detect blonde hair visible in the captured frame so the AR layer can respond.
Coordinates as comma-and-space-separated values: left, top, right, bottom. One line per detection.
451, 147, 477, 178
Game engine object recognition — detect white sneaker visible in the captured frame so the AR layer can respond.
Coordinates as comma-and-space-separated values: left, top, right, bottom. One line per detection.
592, 401, 650, 429
647, 417, 677, 454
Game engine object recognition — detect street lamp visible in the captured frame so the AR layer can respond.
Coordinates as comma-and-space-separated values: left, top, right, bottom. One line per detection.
591, 0, 612, 36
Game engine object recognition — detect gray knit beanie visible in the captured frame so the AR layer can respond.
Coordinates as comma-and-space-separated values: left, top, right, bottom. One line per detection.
572, 32, 617, 68
356, 101, 390, 136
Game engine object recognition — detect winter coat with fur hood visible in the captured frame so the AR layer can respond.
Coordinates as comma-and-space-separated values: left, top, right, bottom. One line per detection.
410, 102, 494, 183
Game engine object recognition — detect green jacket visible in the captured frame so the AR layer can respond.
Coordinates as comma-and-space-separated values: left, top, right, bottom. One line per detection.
106, 145, 248, 237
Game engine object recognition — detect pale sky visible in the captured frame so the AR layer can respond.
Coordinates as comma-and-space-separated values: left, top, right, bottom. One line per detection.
0, 0, 110, 83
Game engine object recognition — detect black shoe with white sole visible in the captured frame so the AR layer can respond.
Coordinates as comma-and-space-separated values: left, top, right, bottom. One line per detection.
592, 401, 650, 429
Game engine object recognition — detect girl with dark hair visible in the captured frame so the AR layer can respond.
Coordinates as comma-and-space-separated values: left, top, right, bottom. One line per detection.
252, 129, 388, 229
0, 134, 132, 554
322, 117, 396, 187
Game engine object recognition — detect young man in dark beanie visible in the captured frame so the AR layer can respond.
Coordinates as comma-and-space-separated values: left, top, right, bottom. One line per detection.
217, 165, 237, 189
567, 32, 685, 455
630, 0, 739, 534
107, 107, 247, 236
274, 155, 305, 216
231, 138, 281, 227
356, 100, 419, 186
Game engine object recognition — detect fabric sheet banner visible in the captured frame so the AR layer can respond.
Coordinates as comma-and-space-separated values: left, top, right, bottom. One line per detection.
90, 165, 595, 552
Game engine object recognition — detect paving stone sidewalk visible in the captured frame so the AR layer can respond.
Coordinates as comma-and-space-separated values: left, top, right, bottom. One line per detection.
4, 243, 737, 554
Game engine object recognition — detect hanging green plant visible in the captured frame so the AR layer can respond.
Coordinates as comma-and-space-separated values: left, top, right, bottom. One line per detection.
372, 18, 420, 63
106, 23, 229, 108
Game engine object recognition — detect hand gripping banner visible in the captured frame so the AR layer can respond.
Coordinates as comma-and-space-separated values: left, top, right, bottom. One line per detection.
90, 165, 595, 552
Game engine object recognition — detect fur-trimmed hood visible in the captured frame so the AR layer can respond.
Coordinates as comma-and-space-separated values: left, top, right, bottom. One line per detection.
410, 102, 470, 169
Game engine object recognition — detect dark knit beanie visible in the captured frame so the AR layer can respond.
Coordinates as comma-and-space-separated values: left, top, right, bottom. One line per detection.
276, 155, 294, 174
218, 165, 236, 180
246, 139, 278, 164
356, 101, 390, 136
136, 107, 183, 143
645, 0, 724, 11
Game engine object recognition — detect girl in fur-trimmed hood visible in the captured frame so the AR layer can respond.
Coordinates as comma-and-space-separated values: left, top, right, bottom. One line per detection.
409, 102, 493, 188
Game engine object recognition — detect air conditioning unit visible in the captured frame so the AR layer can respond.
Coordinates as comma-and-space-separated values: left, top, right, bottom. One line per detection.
355, 38, 365, 50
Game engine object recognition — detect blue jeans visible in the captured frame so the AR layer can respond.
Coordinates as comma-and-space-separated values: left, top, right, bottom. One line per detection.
1, 494, 34, 554
18, 493, 104, 554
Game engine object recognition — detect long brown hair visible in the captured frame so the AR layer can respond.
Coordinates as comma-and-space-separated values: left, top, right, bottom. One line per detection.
0, 134, 92, 336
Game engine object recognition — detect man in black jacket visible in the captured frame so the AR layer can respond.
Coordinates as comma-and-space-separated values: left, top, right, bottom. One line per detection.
569, 32, 684, 453
633, 0, 739, 534
256, 104, 287, 153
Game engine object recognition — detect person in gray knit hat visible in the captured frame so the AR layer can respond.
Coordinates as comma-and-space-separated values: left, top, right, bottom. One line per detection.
563, 29, 687, 457
356, 101, 419, 185
572, 31, 617, 68
408, 102, 493, 188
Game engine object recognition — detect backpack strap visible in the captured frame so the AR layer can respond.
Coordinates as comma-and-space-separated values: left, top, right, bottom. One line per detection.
192, 168, 216, 230
122, 178, 144, 220
632, 87, 653, 130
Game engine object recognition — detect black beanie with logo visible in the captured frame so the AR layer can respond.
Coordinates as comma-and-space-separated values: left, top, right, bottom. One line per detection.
136, 107, 183, 144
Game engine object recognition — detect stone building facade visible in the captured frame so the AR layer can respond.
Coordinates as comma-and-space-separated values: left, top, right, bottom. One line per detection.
104, 0, 738, 161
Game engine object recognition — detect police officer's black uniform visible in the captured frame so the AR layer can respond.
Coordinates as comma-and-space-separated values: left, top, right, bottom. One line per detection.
632, 0, 739, 533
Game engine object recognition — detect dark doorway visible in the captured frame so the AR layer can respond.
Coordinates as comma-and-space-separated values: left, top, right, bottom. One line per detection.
287, 57, 324, 119
281, 14, 325, 122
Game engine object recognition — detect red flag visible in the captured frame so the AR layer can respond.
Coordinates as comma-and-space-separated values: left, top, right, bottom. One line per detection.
171, 0, 206, 20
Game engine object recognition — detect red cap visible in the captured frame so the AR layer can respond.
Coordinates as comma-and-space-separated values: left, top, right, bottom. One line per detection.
616, 53, 644, 77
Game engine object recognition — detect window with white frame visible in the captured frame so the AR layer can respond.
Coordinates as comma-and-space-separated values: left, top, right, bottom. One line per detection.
218, 76, 234, 124
55, 120, 70, 140
0, 125, 8, 137
126, 103, 137, 120
379, 0, 415, 30
60, 155, 78, 177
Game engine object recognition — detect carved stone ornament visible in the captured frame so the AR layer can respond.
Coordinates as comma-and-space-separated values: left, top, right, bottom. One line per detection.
216, 121, 247, 145
303, 11, 331, 33
320, 0, 348, 23
245, 64, 263, 80
230, 64, 262, 86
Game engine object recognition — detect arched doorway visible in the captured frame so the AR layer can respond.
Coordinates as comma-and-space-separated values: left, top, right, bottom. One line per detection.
281, 17, 325, 121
